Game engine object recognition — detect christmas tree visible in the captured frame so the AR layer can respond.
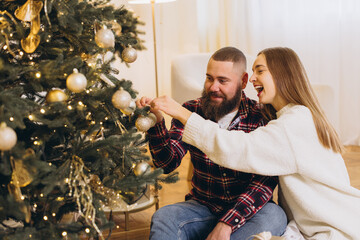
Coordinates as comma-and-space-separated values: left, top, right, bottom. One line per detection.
0, 0, 177, 239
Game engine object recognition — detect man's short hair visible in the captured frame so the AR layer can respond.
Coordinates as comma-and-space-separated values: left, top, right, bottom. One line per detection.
211, 47, 247, 70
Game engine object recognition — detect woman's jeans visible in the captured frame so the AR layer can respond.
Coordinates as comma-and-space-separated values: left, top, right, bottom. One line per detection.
149, 199, 287, 240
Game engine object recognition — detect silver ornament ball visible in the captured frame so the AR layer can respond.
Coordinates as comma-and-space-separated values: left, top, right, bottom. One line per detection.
148, 113, 157, 127
120, 100, 136, 115
133, 162, 151, 176
0, 122, 17, 151
66, 69, 87, 93
122, 46, 137, 63
135, 115, 153, 132
95, 27, 115, 49
112, 88, 132, 110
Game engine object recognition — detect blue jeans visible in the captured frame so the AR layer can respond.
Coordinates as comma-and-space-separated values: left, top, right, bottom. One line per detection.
149, 200, 287, 240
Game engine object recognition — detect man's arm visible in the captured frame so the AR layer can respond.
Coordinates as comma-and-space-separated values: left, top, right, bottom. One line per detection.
147, 117, 189, 173
218, 175, 278, 232
137, 96, 189, 173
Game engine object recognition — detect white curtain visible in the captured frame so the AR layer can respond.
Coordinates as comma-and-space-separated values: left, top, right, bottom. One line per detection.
196, 0, 360, 145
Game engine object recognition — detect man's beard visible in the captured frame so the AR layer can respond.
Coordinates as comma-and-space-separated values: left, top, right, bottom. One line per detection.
201, 86, 242, 122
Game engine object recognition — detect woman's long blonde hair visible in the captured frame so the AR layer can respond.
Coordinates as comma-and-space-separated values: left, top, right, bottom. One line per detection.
259, 47, 343, 153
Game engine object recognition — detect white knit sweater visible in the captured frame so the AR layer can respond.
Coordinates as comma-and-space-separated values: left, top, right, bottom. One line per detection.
182, 104, 360, 240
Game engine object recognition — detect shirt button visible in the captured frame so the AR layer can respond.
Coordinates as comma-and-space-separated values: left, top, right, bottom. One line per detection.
235, 219, 239, 223
223, 173, 227, 177
237, 225, 241, 228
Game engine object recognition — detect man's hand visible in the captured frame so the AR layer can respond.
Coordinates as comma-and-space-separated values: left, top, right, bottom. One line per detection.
136, 96, 164, 123
206, 222, 232, 240
150, 95, 191, 125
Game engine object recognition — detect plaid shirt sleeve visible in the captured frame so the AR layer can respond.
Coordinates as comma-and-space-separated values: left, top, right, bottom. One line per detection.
219, 175, 278, 232
147, 117, 189, 173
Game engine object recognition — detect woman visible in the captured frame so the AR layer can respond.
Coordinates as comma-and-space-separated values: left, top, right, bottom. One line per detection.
150, 47, 360, 239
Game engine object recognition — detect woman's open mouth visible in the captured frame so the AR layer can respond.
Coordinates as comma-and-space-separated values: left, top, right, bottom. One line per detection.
254, 85, 264, 97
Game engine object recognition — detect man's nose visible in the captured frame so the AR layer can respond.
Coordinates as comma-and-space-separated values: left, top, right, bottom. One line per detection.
209, 81, 220, 92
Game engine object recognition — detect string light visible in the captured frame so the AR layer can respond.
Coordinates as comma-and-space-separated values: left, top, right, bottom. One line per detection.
35, 72, 41, 78
43, 216, 48, 221
48, 162, 52, 166
78, 101, 84, 106
9, 117, 14, 121
62, 231, 67, 237
67, 105, 72, 110
40, 193, 44, 197
19, 51, 24, 56
3, 45, 7, 50
52, 213, 56, 217
34, 140, 40, 145
40, 108, 45, 114
85, 228, 90, 233
28, 114, 34, 120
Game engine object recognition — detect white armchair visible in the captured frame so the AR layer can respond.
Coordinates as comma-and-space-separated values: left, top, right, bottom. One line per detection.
171, 53, 335, 126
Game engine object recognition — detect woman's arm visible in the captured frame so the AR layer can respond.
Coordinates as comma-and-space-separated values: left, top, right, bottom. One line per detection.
150, 96, 297, 176
150, 95, 191, 125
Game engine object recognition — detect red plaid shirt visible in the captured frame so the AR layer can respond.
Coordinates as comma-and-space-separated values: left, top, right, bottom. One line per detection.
147, 92, 278, 232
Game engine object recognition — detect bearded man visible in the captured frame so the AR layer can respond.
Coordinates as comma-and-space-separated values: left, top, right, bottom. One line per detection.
137, 47, 287, 240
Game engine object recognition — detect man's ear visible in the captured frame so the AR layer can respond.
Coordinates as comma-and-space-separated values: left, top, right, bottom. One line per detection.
241, 72, 248, 89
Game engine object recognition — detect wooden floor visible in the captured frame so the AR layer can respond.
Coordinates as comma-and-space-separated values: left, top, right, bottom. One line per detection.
105, 146, 360, 240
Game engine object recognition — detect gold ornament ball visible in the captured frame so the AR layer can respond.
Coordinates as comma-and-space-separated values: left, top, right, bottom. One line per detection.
66, 68, 87, 93
122, 46, 137, 63
112, 88, 132, 110
0, 122, 17, 151
135, 115, 153, 132
46, 89, 68, 103
95, 27, 115, 49
120, 100, 136, 115
133, 162, 151, 176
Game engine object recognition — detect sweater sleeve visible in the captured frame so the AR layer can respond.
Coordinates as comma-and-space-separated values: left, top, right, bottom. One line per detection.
182, 113, 297, 176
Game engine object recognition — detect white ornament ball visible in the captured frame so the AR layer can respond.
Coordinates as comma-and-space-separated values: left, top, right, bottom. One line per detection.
135, 115, 153, 132
95, 26, 115, 49
66, 69, 87, 93
133, 162, 151, 176
120, 100, 136, 115
0, 122, 17, 151
122, 46, 137, 63
112, 88, 132, 110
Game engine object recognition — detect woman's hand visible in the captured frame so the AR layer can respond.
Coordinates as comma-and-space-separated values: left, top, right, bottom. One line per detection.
136, 96, 164, 123
150, 95, 192, 125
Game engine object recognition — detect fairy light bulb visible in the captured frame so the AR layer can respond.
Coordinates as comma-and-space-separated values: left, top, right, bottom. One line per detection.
9, 117, 14, 121
40, 108, 45, 114
28, 114, 34, 120
62, 231, 67, 237
35, 72, 41, 78
43, 216, 48, 221
85, 228, 90, 233
67, 105, 72, 110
